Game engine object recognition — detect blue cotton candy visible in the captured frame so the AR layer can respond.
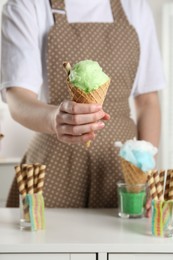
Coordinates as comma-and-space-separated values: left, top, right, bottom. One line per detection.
119, 149, 137, 166
118, 140, 157, 172
132, 151, 155, 171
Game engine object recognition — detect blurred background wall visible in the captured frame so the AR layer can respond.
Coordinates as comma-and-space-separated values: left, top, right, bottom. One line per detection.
0, 0, 33, 159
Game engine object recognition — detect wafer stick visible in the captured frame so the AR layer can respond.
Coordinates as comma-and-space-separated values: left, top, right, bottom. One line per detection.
159, 170, 165, 192
153, 170, 164, 201
27, 165, 34, 194
63, 61, 71, 76
15, 165, 29, 219
165, 170, 171, 200
37, 165, 46, 194
147, 170, 158, 200
24, 165, 34, 221
23, 165, 33, 220
15, 165, 26, 196
21, 164, 28, 191
168, 170, 173, 200
34, 163, 40, 193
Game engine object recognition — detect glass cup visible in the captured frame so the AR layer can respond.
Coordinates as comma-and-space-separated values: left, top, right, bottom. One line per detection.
117, 182, 146, 218
19, 194, 31, 230
151, 200, 173, 237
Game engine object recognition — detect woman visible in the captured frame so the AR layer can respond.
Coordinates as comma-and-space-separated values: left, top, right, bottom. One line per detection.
0, 0, 165, 214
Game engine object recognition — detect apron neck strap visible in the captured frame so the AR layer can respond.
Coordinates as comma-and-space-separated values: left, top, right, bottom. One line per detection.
49, 0, 65, 9
49, 0, 128, 24
110, 0, 128, 23
49, 0, 66, 23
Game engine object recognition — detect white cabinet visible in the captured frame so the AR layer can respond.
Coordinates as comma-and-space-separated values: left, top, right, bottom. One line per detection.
71, 254, 96, 260
1, 209, 173, 260
109, 255, 134, 260
0, 254, 96, 260
109, 255, 173, 260
0, 255, 69, 260
137, 256, 173, 260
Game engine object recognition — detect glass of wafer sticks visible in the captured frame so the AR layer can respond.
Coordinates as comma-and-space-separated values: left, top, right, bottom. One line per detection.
15, 163, 46, 230
147, 169, 173, 237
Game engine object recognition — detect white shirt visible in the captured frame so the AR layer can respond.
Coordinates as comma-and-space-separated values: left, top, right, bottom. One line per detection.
0, 0, 165, 102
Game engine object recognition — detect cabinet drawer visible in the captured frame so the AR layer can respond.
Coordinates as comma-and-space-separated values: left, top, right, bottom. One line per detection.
0, 254, 69, 260
109, 255, 134, 260
71, 254, 96, 260
0, 254, 96, 260
109, 254, 173, 260
137, 256, 173, 260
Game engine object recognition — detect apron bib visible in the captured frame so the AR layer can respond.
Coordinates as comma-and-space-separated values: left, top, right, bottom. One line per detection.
7, 0, 140, 208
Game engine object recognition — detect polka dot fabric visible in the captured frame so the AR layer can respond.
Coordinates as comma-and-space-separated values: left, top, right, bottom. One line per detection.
7, 0, 140, 208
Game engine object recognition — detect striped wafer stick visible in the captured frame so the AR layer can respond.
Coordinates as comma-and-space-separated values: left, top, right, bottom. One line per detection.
15, 165, 29, 220
37, 165, 46, 194
15, 165, 26, 196
34, 163, 40, 193
63, 61, 71, 75
168, 170, 173, 200
165, 170, 171, 200
153, 170, 164, 200
147, 170, 158, 200
159, 170, 165, 192
21, 164, 28, 191
24, 165, 34, 221
27, 165, 34, 194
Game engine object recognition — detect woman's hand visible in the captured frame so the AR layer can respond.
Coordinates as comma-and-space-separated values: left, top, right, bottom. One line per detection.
6, 88, 110, 144
52, 100, 110, 144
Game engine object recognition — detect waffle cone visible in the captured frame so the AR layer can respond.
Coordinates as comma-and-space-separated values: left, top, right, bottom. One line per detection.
66, 79, 110, 105
63, 61, 110, 148
120, 158, 147, 193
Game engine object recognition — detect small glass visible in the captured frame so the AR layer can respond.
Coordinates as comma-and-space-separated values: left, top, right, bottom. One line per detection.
19, 194, 31, 230
117, 182, 146, 218
151, 200, 173, 237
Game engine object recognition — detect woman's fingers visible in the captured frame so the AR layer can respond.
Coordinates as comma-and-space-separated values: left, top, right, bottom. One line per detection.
102, 113, 110, 121
58, 110, 106, 125
60, 132, 96, 144
59, 121, 105, 136
55, 100, 108, 144
60, 100, 102, 114
58, 101, 109, 125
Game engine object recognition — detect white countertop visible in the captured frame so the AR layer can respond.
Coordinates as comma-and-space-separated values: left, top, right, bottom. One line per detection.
0, 157, 21, 164
0, 208, 173, 253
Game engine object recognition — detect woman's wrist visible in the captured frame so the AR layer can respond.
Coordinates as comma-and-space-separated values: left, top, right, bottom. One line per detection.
46, 105, 59, 135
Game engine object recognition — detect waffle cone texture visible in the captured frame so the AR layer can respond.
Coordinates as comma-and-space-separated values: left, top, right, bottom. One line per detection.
120, 158, 147, 192
66, 79, 110, 104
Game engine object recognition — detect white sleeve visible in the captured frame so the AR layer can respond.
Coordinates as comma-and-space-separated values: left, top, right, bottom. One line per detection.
0, 0, 42, 101
129, 0, 166, 97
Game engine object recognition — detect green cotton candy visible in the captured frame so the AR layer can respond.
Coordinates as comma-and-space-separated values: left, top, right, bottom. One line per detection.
69, 60, 110, 93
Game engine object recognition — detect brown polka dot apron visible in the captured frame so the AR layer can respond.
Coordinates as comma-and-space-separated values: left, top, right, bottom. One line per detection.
7, 0, 140, 208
